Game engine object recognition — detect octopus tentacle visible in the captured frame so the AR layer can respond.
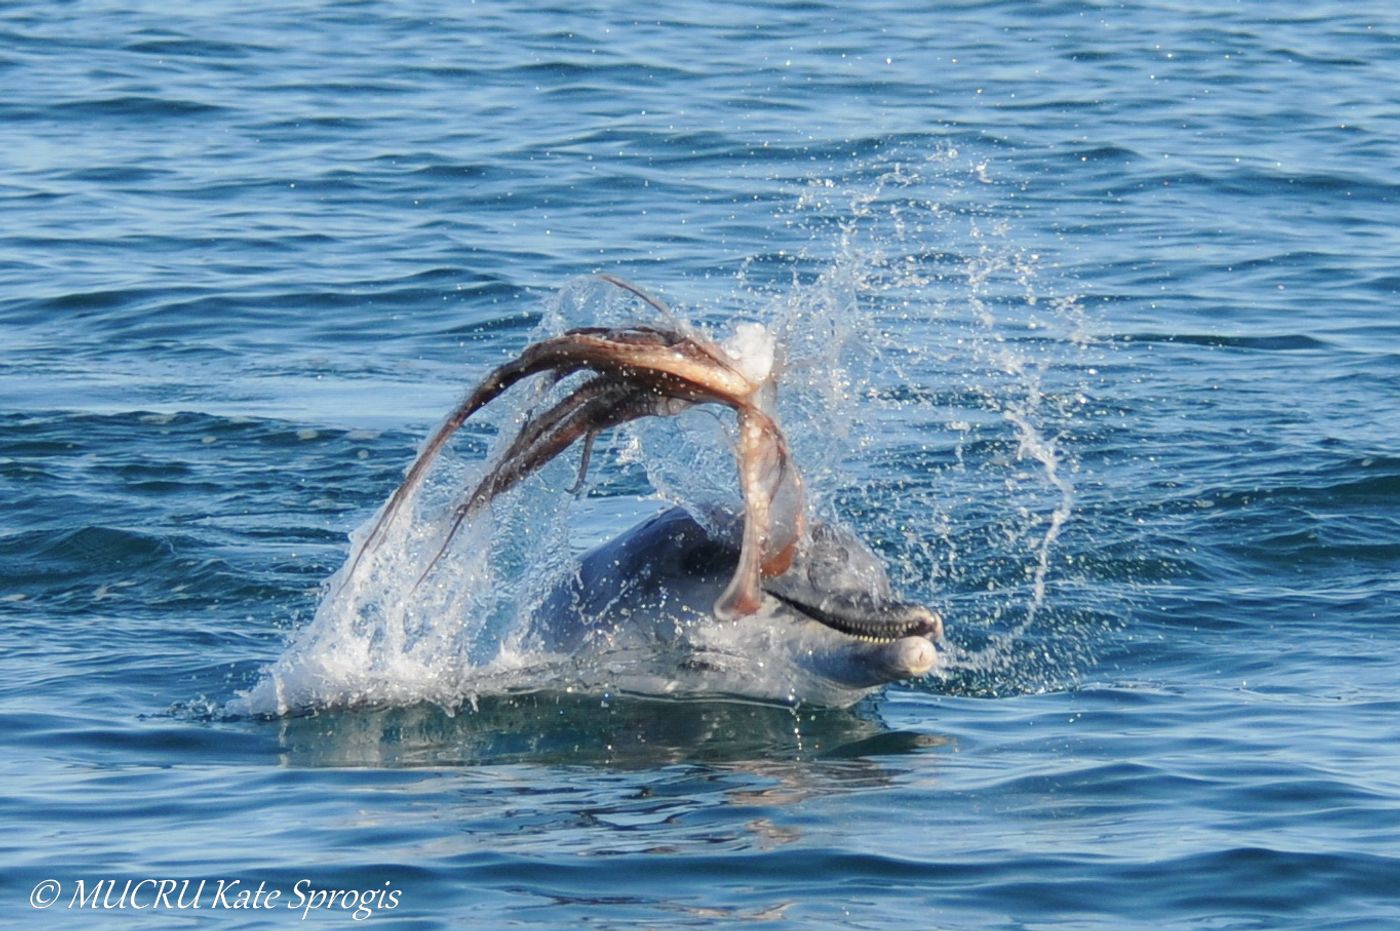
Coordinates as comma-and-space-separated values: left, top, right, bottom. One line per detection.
337, 276, 807, 619
414, 378, 682, 588
566, 428, 600, 495
595, 274, 682, 329
338, 327, 709, 588
715, 404, 806, 618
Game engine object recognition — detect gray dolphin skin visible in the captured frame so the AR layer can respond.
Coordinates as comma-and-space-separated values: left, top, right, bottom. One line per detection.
526, 507, 943, 707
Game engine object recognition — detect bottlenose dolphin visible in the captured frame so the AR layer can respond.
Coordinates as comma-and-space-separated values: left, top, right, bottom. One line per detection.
526, 506, 941, 706
335, 276, 945, 706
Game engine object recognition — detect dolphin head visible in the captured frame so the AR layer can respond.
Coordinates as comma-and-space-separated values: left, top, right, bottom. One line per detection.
529, 507, 944, 706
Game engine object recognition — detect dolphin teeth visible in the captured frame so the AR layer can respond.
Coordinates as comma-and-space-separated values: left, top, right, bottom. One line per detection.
766, 590, 938, 642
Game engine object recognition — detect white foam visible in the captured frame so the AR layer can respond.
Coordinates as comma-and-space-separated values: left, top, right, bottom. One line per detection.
721, 321, 775, 386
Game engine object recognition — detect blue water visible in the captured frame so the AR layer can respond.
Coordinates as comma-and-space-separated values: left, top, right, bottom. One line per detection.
4, 1, 1399, 927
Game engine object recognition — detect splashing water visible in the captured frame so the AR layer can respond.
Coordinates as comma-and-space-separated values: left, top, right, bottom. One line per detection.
737, 148, 1104, 692
234, 147, 1101, 716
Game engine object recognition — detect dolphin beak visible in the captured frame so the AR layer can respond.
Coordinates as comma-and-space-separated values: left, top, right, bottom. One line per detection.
819, 630, 940, 689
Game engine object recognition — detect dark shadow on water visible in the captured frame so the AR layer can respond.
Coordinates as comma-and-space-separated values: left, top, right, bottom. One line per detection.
262, 691, 950, 770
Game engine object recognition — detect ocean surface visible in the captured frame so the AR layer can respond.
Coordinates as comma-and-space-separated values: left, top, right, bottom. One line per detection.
4, 1, 1399, 927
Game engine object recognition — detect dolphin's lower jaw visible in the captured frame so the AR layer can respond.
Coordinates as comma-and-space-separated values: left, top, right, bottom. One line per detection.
637, 614, 942, 706
791, 623, 941, 693
855, 633, 939, 683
